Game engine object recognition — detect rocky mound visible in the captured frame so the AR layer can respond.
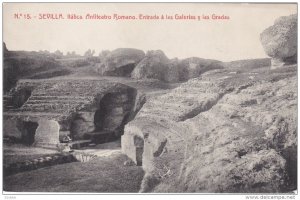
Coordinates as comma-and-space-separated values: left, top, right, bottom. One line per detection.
131, 50, 224, 83
131, 50, 170, 81
3, 49, 72, 92
179, 57, 223, 81
260, 14, 297, 68
122, 63, 297, 193
97, 48, 145, 77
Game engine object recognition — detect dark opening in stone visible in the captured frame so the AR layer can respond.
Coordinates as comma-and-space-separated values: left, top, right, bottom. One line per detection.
134, 135, 144, 166
12, 88, 32, 108
69, 87, 137, 145
22, 121, 38, 145
95, 89, 136, 133
93, 91, 135, 143
121, 134, 144, 166
70, 118, 91, 140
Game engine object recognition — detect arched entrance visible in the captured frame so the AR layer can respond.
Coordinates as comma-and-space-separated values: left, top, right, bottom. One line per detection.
21, 121, 38, 145
69, 88, 137, 144
93, 92, 132, 143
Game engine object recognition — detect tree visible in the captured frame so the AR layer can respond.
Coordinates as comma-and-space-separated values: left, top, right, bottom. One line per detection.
99, 50, 110, 60
53, 50, 63, 59
54, 50, 63, 56
84, 49, 95, 57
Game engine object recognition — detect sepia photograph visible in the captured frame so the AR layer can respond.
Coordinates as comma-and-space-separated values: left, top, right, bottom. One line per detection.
1, 2, 298, 198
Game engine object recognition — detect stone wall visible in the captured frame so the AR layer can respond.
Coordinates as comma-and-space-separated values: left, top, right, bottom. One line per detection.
4, 79, 140, 147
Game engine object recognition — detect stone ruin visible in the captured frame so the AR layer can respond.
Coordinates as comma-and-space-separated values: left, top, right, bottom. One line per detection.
3, 79, 143, 149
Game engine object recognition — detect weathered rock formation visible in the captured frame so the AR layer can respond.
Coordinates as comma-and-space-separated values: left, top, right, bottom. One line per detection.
131, 50, 223, 83
4, 79, 144, 148
122, 63, 297, 193
3, 50, 71, 92
131, 50, 170, 81
260, 14, 297, 68
178, 57, 224, 81
163, 58, 181, 83
97, 48, 145, 76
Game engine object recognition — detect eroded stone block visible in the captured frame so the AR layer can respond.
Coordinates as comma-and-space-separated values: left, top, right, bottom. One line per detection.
121, 133, 144, 166
34, 119, 60, 148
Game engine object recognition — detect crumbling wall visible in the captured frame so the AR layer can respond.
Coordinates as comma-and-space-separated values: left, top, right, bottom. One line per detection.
3, 117, 60, 148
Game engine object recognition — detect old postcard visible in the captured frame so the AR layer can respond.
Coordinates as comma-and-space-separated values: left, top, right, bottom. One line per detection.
1, 2, 298, 198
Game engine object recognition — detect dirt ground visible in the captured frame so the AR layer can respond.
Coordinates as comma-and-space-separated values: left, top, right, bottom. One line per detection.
4, 152, 144, 193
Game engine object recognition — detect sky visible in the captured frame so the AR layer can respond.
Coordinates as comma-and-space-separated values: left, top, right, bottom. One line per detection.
3, 3, 297, 62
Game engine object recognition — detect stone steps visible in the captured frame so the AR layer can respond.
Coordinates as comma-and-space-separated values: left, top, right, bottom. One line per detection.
137, 107, 183, 120
4, 105, 16, 111
20, 108, 73, 113
3, 95, 13, 101
136, 95, 214, 121
133, 82, 222, 123
21, 103, 83, 112
3, 95, 14, 111
153, 92, 198, 100
136, 112, 177, 121
162, 93, 202, 100
25, 99, 92, 104
148, 99, 196, 108
145, 97, 213, 111
174, 84, 221, 94
3, 99, 13, 103
16, 94, 95, 114
173, 87, 206, 94
176, 81, 215, 89
160, 91, 219, 100
29, 95, 93, 100
31, 92, 96, 97
4, 106, 16, 112
141, 106, 188, 117
4, 111, 70, 119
